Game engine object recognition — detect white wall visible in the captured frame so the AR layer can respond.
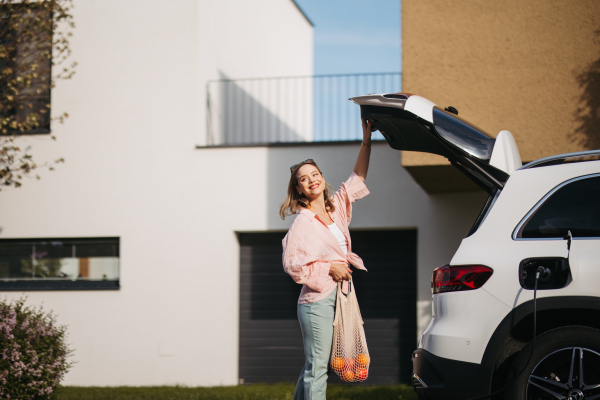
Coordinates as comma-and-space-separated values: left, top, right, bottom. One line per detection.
0, 0, 486, 386
197, 0, 314, 145
0, 0, 314, 387
206, 76, 315, 144
1, 143, 484, 387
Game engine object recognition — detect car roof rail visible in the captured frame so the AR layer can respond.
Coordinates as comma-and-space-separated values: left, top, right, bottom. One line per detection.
519, 150, 600, 170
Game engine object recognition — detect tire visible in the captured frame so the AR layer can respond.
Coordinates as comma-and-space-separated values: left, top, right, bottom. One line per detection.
503, 326, 600, 400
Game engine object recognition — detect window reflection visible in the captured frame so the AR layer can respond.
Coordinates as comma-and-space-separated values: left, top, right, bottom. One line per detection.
0, 238, 119, 282
521, 177, 600, 238
432, 107, 495, 160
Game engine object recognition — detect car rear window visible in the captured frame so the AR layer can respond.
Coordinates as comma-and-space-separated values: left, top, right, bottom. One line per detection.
519, 175, 600, 239
432, 107, 496, 160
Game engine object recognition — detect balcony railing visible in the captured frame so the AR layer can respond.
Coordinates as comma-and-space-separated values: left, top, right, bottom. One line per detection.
205, 72, 401, 146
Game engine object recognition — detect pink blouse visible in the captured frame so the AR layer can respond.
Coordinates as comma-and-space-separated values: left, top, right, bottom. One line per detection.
282, 172, 370, 304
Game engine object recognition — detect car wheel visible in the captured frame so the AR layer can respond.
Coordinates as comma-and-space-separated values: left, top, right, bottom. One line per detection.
503, 326, 600, 400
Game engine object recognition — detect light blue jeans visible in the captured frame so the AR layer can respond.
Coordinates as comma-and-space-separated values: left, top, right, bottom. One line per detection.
294, 288, 337, 400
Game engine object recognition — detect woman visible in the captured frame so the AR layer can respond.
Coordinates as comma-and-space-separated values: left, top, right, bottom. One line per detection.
280, 119, 373, 400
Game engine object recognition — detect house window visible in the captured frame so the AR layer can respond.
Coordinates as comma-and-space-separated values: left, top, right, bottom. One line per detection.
0, 238, 120, 291
0, 3, 52, 134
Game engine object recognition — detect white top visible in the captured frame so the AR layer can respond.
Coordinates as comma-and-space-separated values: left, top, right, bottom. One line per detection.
327, 223, 348, 255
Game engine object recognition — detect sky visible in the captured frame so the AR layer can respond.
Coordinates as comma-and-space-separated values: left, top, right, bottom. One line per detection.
294, 0, 401, 75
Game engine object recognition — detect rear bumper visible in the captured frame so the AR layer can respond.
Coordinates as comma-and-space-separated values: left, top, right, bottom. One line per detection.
412, 349, 493, 400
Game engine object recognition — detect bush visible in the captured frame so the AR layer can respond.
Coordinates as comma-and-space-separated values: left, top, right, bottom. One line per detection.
0, 297, 72, 400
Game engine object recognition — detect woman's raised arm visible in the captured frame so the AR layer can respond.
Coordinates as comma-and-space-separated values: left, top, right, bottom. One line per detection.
353, 118, 373, 182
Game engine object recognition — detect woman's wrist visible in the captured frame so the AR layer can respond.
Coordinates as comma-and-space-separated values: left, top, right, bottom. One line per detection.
361, 141, 371, 147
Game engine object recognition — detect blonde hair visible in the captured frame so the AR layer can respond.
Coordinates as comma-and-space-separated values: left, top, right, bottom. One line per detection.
279, 160, 336, 220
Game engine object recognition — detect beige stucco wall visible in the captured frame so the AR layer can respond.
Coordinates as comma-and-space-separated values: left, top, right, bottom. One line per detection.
0, 0, 314, 386
402, 0, 600, 167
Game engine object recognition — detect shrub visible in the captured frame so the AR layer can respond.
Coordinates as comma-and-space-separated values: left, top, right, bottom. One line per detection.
0, 297, 72, 400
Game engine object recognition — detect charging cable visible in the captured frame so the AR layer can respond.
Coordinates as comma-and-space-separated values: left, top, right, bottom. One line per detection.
465, 266, 545, 400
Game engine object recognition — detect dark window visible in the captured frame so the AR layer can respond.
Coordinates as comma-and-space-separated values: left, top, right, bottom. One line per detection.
0, 238, 119, 291
0, 3, 52, 134
520, 176, 600, 239
433, 107, 495, 160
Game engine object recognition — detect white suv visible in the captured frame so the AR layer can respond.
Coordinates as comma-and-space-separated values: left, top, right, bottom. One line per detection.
352, 94, 600, 400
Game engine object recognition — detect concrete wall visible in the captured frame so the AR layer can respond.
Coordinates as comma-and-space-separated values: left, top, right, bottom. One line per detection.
0, 0, 314, 386
52, 0, 313, 149
0, 0, 488, 386
1, 143, 485, 386
402, 0, 600, 168
199, 0, 315, 145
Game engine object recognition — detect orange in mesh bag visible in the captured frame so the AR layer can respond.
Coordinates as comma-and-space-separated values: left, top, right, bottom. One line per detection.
330, 279, 370, 382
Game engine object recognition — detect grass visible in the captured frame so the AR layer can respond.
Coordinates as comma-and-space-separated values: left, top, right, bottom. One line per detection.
54, 383, 417, 400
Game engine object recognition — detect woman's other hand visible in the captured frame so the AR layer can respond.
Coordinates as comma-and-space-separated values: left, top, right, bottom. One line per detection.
329, 263, 352, 282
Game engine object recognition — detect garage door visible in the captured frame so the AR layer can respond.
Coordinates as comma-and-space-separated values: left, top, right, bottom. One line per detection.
238, 230, 417, 384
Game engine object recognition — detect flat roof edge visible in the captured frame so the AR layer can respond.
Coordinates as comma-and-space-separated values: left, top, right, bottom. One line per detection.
291, 0, 314, 27
196, 139, 386, 149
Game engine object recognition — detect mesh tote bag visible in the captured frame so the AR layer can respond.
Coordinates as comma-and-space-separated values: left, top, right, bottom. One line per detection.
330, 279, 370, 382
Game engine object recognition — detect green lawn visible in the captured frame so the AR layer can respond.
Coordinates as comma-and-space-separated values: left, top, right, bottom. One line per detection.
54, 383, 417, 400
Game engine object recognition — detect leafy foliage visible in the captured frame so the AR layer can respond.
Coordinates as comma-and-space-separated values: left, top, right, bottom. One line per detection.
0, 0, 75, 190
0, 297, 73, 400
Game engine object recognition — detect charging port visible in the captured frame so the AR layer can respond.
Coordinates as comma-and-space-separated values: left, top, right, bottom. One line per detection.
519, 257, 570, 290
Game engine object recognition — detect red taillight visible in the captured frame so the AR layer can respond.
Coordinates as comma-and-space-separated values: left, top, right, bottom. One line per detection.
432, 265, 493, 294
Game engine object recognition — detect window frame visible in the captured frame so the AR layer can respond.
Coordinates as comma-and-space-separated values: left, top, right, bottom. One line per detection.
0, 3, 53, 135
0, 237, 120, 291
512, 173, 600, 241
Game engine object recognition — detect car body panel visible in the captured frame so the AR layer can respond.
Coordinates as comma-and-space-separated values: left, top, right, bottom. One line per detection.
351, 93, 511, 194
404, 94, 435, 123
412, 161, 600, 368
412, 348, 493, 399
356, 93, 600, 397
419, 161, 600, 366
451, 161, 600, 308
488, 130, 522, 174
420, 288, 511, 364
566, 238, 600, 293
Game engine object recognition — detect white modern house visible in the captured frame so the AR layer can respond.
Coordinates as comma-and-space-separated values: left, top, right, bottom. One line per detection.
0, 0, 486, 386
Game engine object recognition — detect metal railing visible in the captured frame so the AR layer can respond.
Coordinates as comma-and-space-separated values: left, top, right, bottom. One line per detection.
206, 72, 401, 146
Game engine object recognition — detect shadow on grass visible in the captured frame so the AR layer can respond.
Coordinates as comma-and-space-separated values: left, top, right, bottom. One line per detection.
54, 383, 417, 400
